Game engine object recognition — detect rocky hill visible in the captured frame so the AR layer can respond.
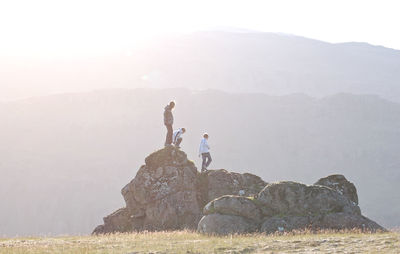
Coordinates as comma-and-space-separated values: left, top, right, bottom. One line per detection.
93, 147, 384, 234
93, 146, 266, 233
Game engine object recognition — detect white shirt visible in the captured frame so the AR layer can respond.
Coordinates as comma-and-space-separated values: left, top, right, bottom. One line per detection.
173, 128, 184, 144
199, 138, 210, 154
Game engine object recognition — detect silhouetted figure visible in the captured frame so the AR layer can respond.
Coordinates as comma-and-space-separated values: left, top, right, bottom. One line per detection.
173, 127, 186, 148
164, 101, 175, 146
199, 133, 212, 172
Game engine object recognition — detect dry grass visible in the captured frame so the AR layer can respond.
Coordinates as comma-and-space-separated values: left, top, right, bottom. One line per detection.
0, 230, 399, 254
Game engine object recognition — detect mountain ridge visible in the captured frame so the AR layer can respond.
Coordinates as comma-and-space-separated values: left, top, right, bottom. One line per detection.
2, 31, 400, 101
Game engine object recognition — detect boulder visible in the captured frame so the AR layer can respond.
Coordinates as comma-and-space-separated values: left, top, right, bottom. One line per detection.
143, 190, 201, 230
197, 214, 258, 235
259, 212, 386, 234
92, 208, 137, 234
200, 179, 384, 235
144, 145, 189, 169
314, 174, 358, 205
93, 147, 267, 234
94, 146, 202, 233
256, 181, 360, 217
204, 170, 266, 201
260, 216, 310, 234
315, 212, 386, 231
203, 195, 263, 221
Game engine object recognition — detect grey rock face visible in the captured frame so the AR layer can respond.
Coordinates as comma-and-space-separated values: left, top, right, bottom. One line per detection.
197, 214, 258, 235
203, 195, 263, 221
94, 146, 201, 233
259, 213, 386, 234
93, 146, 266, 234
316, 212, 386, 231
92, 208, 137, 234
199, 177, 384, 235
314, 174, 358, 205
260, 216, 310, 234
256, 181, 360, 216
204, 170, 266, 201
143, 190, 201, 230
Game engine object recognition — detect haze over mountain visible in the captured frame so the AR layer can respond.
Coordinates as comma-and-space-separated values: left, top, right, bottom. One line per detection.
2, 31, 400, 101
1, 88, 399, 237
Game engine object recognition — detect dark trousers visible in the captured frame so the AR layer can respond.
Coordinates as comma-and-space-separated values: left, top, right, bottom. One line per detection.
201, 152, 212, 171
174, 137, 182, 147
165, 124, 173, 146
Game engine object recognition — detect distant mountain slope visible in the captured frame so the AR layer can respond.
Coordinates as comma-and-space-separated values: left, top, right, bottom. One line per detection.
134, 32, 400, 101
1, 88, 400, 236
1, 31, 400, 101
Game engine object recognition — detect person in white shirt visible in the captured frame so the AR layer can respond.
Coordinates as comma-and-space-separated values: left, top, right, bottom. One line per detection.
199, 133, 212, 172
172, 128, 186, 148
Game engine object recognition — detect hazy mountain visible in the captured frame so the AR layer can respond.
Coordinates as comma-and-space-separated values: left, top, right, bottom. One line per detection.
1, 88, 399, 236
1, 31, 400, 101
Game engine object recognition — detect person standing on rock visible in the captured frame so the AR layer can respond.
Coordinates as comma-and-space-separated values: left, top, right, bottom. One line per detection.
172, 127, 186, 148
199, 133, 212, 172
164, 101, 175, 146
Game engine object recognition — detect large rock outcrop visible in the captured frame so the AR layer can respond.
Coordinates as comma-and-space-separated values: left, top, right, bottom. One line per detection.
93, 146, 266, 234
198, 176, 385, 235
93, 146, 385, 235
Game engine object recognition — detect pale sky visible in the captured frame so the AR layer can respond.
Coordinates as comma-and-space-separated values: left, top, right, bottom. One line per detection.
0, 0, 400, 57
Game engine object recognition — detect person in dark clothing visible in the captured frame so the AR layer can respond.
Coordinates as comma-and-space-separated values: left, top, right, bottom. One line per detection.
164, 101, 175, 146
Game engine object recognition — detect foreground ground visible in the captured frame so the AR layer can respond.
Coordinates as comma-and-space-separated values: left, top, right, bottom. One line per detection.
0, 231, 399, 254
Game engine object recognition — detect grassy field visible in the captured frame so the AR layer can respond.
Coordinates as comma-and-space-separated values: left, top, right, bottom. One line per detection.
1, 231, 399, 254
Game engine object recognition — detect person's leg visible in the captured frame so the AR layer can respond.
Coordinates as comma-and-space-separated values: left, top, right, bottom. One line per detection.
165, 124, 173, 146
175, 137, 182, 147
205, 152, 212, 168
201, 153, 207, 172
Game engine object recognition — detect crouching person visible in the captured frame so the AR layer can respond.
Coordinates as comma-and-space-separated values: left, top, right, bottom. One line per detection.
199, 133, 212, 172
173, 127, 186, 148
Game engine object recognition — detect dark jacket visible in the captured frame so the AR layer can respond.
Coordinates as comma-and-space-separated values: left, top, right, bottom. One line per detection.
164, 105, 174, 125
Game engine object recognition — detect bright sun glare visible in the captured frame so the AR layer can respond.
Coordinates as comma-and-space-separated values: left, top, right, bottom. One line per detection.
1, 0, 400, 57
0, 0, 206, 57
